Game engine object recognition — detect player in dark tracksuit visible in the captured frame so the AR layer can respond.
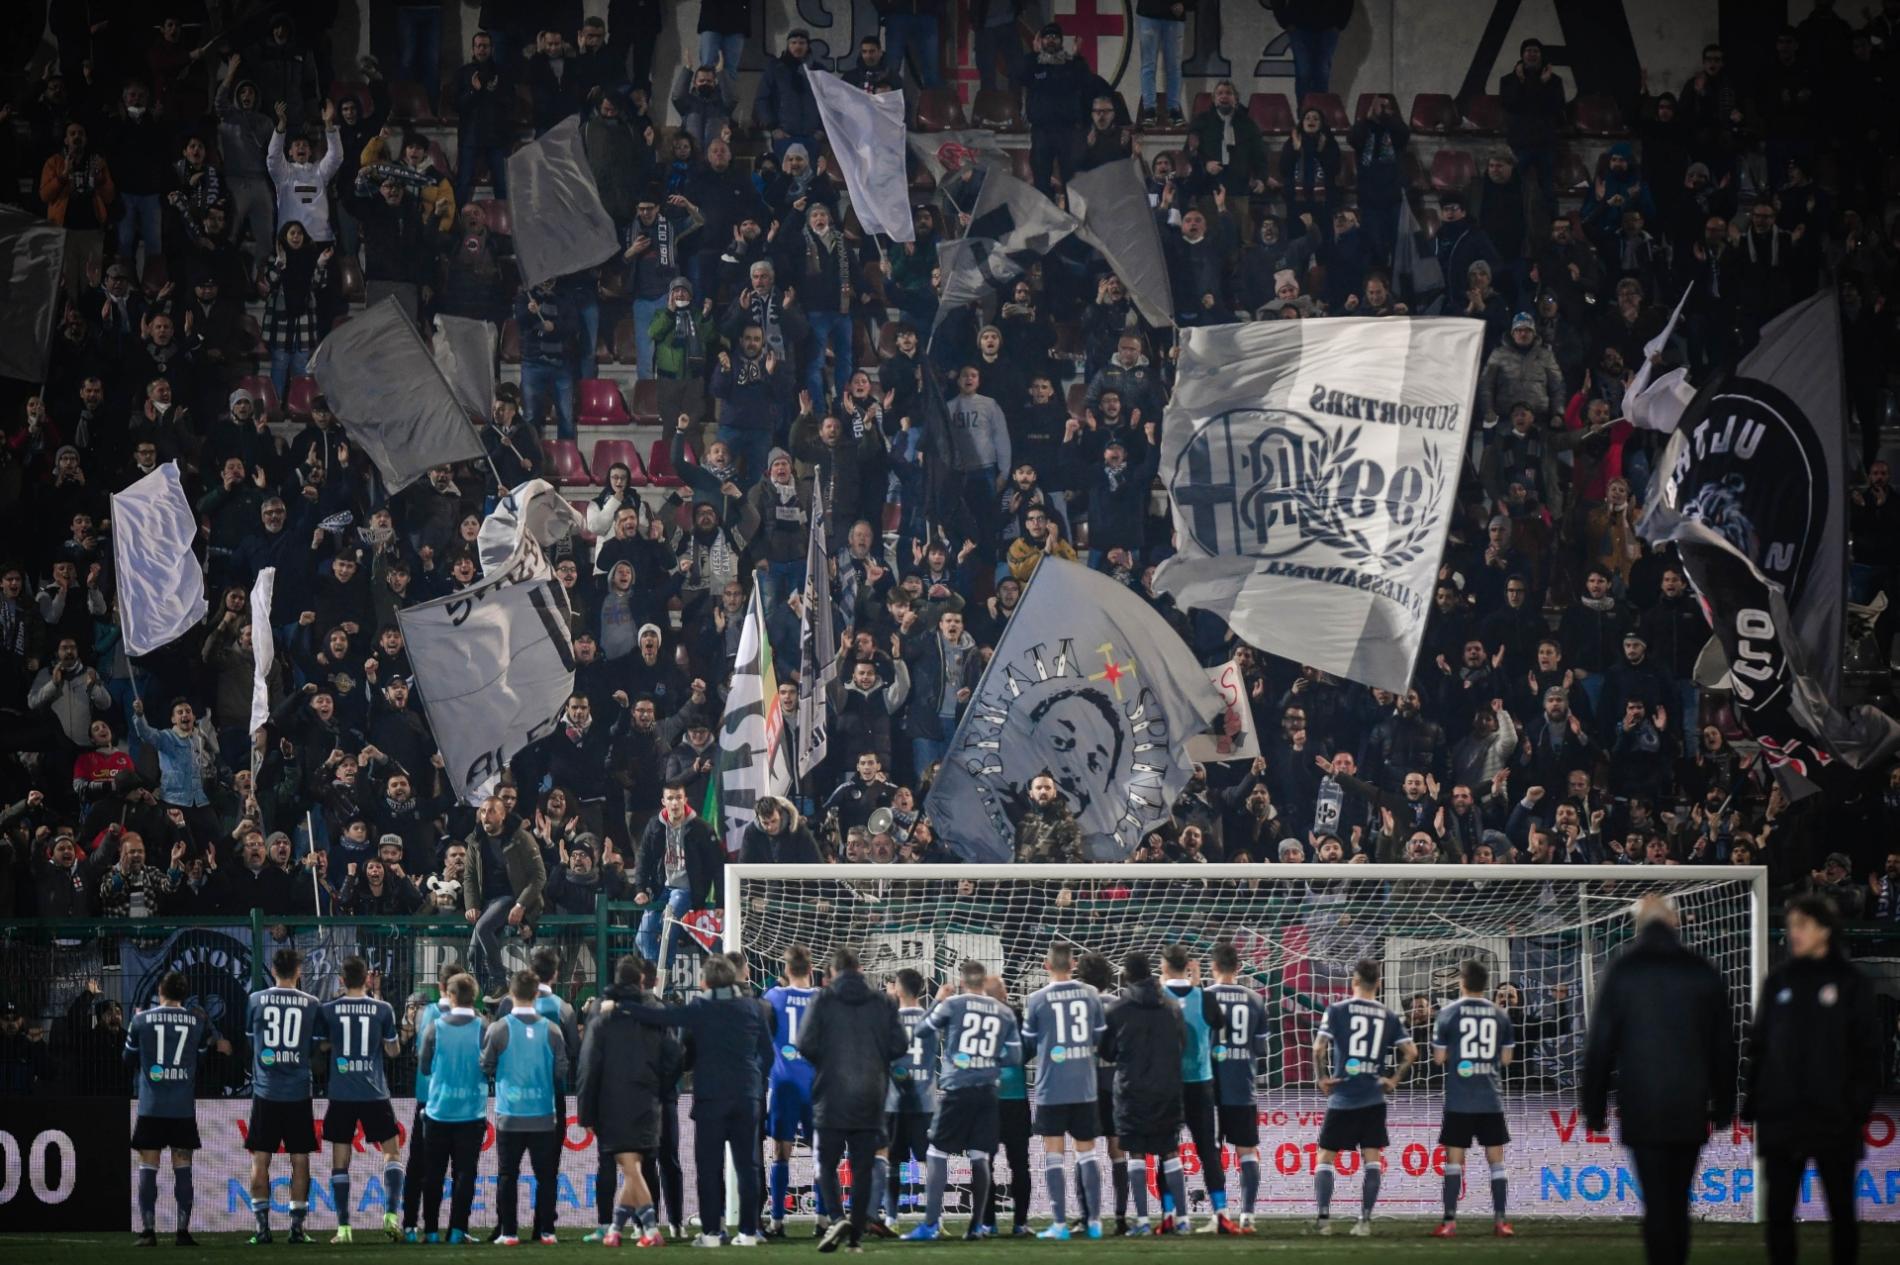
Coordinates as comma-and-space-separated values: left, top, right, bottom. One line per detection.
1430, 959, 1517, 1238
576, 957, 685, 1247
1207, 941, 1269, 1232
610, 954, 777, 1243
127, 971, 229, 1246
1100, 951, 1187, 1236
1312, 958, 1417, 1236
1160, 943, 1229, 1233
874, 969, 937, 1231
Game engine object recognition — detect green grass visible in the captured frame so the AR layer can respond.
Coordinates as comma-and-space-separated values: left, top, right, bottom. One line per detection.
6, 1223, 1898, 1263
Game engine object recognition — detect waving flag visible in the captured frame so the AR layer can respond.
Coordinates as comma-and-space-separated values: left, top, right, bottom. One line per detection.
926, 559, 1221, 863
797, 481, 838, 779
1153, 317, 1483, 693
111, 462, 207, 656
709, 587, 794, 852
507, 114, 622, 285
806, 68, 914, 242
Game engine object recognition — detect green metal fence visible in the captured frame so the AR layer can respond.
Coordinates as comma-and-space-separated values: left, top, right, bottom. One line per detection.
0, 905, 657, 1099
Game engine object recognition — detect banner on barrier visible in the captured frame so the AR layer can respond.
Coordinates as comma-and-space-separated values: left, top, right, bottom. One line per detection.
123, 1094, 1900, 1229
5, 1098, 129, 1230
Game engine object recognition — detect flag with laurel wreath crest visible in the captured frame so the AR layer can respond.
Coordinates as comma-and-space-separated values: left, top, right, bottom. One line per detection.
1154, 318, 1483, 693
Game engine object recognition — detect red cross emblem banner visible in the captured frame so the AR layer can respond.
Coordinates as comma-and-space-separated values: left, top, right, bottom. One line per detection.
926, 558, 1223, 863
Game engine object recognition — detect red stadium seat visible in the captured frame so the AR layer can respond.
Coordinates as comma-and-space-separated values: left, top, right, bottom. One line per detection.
590, 440, 648, 486
1409, 93, 1460, 134
474, 198, 513, 237
645, 438, 688, 488
1429, 148, 1477, 194
500, 318, 521, 363
1557, 147, 1593, 192
913, 87, 967, 132
1301, 92, 1349, 131
881, 502, 903, 533
284, 375, 321, 419
1065, 382, 1087, 418
1568, 94, 1626, 136
578, 378, 631, 427
235, 313, 265, 360
1190, 91, 1214, 120
1247, 93, 1294, 135
389, 79, 434, 123
545, 439, 593, 485
971, 88, 1025, 132
336, 252, 366, 303
629, 379, 660, 424
236, 374, 279, 420
1462, 94, 1504, 133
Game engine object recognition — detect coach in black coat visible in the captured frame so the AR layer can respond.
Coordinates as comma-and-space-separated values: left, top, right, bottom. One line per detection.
1099, 952, 1186, 1154
576, 962, 685, 1157
1741, 894, 1881, 1265
1581, 897, 1734, 1265
797, 947, 907, 1250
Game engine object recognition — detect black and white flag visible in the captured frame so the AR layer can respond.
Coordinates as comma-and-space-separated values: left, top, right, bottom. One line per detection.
926, 559, 1221, 863
399, 495, 578, 804
1641, 290, 1893, 794
797, 481, 838, 779
1153, 318, 1483, 692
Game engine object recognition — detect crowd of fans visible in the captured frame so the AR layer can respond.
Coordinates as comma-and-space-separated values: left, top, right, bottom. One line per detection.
0, 0, 1898, 980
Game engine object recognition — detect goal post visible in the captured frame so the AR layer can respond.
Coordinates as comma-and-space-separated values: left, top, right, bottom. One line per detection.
725, 863, 1769, 1223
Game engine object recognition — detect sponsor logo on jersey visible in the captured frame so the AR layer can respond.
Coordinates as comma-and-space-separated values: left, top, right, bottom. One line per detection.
1344, 1057, 1363, 1076
259, 1047, 277, 1066
952, 1052, 972, 1069
1457, 1059, 1475, 1078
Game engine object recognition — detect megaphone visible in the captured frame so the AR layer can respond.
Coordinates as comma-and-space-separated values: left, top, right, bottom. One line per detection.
867, 808, 894, 836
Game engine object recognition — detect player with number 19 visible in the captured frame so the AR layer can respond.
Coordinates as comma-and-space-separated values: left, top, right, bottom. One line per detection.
1022, 943, 1107, 1241
763, 944, 822, 1236
905, 960, 1023, 1241
126, 970, 230, 1247
1208, 941, 1269, 1232
1311, 958, 1416, 1237
1429, 959, 1516, 1238
245, 946, 325, 1244
318, 956, 404, 1243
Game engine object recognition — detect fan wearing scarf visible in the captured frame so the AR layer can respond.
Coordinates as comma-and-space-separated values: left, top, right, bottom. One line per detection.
711, 323, 791, 488
787, 201, 857, 410
742, 448, 810, 608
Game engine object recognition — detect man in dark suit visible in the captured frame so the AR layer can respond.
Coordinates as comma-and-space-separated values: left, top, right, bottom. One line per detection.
1581, 895, 1735, 1265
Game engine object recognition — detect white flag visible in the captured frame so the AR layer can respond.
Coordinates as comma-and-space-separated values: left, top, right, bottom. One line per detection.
476, 478, 585, 577
432, 314, 497, 419
1153, 318, 1483, 693
248, 567, 276, 736
111, 462, 207, 656
1623, 282, 1694, 433
398, 523, 576, 804
714, 587, 794, 853
1184, 657, 1262, 764
797, 481, 838, 779
805, 68, 914, 242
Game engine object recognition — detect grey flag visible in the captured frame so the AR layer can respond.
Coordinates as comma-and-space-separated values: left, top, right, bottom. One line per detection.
966, 167, 1077, 256
797, 481, 838, 779
432, 315, 497, 419
1392, 195, 1442, 305
308, 297, 487, 493
0, 207, 67, 382
1067, 159, 1175, 329
1640, 290, 1845, 694
925, 559, 1222, 863
507, 114, 621, 287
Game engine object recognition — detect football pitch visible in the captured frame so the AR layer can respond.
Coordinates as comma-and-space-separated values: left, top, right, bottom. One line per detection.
6, 1223, 1898, 1263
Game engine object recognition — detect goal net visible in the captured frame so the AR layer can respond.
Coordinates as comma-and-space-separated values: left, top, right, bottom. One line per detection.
725, 863, 1767, 1223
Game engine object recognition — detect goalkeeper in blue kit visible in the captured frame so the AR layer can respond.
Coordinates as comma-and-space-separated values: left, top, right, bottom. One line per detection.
1429, 959, 1517, 1238
318, 957, 404, 1243
127, 970, 231, 1246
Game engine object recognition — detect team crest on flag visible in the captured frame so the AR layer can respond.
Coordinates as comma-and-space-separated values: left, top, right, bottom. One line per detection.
1174, 409, 1449, 576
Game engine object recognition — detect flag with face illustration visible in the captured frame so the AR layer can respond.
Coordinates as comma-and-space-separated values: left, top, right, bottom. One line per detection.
926, 559, 1221, 863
